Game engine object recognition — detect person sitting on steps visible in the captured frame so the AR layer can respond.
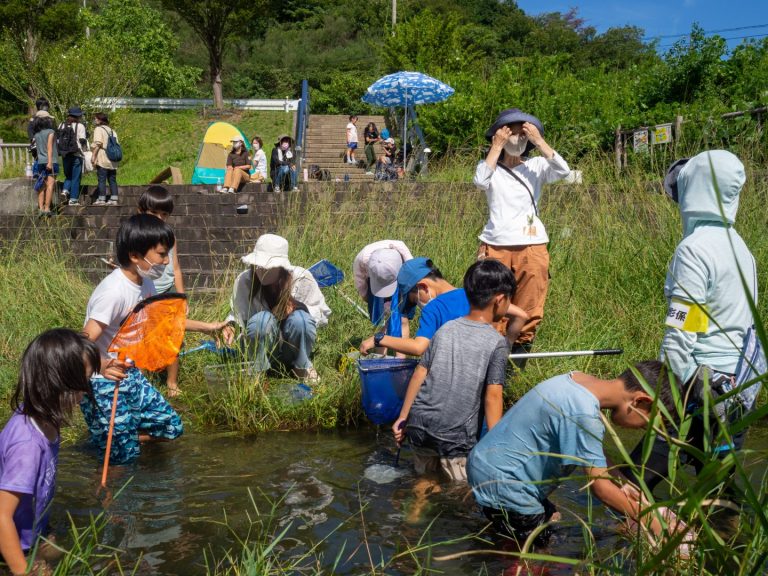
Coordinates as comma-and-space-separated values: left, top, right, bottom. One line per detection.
270, 135, 298, 193
222, 137, 250, 194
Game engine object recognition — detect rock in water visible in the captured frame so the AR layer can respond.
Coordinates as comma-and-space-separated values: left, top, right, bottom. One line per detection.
364, 463, 407, 484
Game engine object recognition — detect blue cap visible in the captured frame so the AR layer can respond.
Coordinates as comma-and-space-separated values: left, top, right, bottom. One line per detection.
396, 257, 433, 313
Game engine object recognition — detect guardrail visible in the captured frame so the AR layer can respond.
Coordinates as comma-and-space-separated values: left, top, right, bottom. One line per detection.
0, 141, 31, 173
90, 97, 300, 112
294, 80, 310, 179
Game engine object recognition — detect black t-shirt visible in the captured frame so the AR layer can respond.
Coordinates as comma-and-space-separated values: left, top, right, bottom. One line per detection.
364, 128, 379, 144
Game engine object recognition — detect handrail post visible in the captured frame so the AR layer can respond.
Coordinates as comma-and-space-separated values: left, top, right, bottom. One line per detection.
295, 80, 310, 182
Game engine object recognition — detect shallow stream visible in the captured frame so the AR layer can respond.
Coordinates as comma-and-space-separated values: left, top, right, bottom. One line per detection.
53, 425, 768, 575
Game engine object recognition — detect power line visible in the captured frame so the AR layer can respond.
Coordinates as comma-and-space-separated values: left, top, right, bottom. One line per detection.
658, 32, 768, 49
645, 23, 768, 41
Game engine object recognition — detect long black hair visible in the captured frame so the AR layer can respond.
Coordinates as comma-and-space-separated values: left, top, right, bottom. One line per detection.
11, 329, 100, 430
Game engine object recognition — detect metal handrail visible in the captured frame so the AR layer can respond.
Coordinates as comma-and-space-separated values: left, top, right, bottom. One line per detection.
89, 97, 299, 111
294, 80, 310, 179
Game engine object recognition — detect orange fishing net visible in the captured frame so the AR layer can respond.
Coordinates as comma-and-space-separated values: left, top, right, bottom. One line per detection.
108, 294, 188, 371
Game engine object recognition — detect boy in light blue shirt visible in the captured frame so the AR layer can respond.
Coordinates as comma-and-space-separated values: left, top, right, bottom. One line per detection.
467, 361, 676, 545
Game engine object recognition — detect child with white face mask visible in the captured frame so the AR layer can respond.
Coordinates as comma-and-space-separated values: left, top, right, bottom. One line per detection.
473, 108, 571, 364
250, 135, 268, 182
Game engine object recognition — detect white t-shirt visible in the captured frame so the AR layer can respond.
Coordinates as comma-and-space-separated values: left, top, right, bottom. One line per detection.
346, 123, 358, 144
474, 154, 570, 247
84, 268, 156, 356
251, 149, 268, 178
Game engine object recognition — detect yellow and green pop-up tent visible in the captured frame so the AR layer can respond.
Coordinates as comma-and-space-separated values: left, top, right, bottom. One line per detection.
191, 122, 251, 185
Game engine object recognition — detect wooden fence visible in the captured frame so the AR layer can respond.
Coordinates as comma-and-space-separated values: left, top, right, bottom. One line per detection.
614, 105, 766, 171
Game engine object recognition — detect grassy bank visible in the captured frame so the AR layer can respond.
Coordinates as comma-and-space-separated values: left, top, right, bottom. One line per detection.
1, 159, 766, 434
0, 110, 294, 183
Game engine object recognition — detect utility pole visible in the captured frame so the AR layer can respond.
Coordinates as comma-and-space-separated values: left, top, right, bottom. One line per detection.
84, 0, 90, 39
392, 0, 396, 36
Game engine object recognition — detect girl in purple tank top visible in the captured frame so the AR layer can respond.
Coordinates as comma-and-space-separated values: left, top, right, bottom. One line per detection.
0, 329, 99, 575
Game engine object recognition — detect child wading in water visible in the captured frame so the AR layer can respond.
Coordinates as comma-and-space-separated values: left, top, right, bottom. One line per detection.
81, 214, 232, 464
137, 186, 185, 397
393, 260, 515, 521
0, 329, 100, 576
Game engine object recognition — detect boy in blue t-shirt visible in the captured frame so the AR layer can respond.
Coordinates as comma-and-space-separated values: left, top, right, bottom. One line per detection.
360, 257, 527, 356
468, 361, 678, 546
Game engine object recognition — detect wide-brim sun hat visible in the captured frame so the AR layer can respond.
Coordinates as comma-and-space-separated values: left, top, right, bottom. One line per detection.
241, 234, 292, 269
484, 108, 544, 141
231, 137, 245, 144
369, 248, 404, 298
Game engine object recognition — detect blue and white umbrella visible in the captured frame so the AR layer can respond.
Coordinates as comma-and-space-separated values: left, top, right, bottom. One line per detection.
362, 71, 454, 166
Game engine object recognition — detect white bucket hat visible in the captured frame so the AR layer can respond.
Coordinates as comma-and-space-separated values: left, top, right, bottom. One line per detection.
369, 248, 404, 298
241, 234, 292, 269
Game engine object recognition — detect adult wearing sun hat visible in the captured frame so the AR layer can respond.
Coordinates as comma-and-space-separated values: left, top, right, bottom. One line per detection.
474, 108, 571, 364
353, 240, 413, 344
222, 136, 250, 193
226, 234, 331, 383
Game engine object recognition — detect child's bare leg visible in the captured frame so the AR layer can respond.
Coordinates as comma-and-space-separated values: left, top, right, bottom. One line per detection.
407, 476, 442, 524
44, 177, 54, 211
165, 359, 180, 397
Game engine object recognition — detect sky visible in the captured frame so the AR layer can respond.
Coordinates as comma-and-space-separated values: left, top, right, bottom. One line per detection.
515, 0, 768, 51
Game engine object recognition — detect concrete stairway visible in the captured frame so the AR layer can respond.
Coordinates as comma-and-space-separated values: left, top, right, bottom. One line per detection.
303, 114, 388, 182
0, 181, 282, 291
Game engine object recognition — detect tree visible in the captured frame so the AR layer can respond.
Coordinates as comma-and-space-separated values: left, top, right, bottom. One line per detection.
159, 0, 264, 108
0, 0, 83, 111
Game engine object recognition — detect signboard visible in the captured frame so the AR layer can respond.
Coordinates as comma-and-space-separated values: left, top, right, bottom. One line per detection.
653, 123, 673, 145
633, 129, 649, 153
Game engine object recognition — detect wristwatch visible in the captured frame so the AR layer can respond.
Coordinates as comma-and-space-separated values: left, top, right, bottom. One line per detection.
374, 332, 385, 346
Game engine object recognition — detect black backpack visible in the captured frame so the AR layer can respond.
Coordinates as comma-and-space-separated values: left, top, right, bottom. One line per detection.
57, 122, 79, 156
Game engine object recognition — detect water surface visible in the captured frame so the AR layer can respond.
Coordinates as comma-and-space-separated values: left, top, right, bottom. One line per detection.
53, 425, 768, 575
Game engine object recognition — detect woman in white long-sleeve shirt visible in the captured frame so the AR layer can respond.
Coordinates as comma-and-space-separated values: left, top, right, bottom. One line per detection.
474, 108, 570, 356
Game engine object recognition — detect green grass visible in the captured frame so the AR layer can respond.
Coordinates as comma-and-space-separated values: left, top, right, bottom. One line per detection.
1, 152, 767, 574
0, 110, 294, 183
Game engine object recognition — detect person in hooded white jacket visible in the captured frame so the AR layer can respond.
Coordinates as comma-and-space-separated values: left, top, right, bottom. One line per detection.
624, 150, 760, 492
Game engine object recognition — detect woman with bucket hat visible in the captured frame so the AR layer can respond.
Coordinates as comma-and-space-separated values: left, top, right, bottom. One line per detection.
474, 108, 570, 361
58, 106, 89, 206
226, 234, 331, 383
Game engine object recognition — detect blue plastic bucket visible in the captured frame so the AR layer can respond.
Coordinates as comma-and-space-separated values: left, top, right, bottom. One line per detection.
357, 358, 419, 425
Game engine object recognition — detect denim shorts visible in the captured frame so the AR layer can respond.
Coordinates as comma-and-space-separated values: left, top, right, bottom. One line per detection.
348, 142, 358, 150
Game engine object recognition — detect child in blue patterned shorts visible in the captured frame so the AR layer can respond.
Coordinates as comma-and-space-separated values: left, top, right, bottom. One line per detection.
81, 214, 233, 463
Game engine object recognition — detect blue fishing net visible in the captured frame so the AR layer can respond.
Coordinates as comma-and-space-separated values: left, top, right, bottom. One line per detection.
308, 259, 345, 288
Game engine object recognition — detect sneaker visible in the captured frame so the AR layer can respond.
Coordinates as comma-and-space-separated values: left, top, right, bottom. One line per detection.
291, 187, 299, 192
68, 199, 80, 206
106, 198, 118, 206
293, 367, 320, 385
365, 171, 373, 175
273, 187, 281, 194
93, 198, 106, 206
60, 189, 70, 200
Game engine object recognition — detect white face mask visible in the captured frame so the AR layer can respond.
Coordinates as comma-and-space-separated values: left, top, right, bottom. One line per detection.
233, 142, 242, 150
503, 134, 528, 157
281, 143, 290, 151
137, 257, 166, 280
255, 267, 281, 285
416, 286, 433, 309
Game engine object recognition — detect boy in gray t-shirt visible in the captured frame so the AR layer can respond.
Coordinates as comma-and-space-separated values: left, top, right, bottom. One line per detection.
393, 259, 515, 484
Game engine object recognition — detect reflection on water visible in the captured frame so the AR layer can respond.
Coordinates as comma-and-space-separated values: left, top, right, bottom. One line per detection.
53, 425, 768, 575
